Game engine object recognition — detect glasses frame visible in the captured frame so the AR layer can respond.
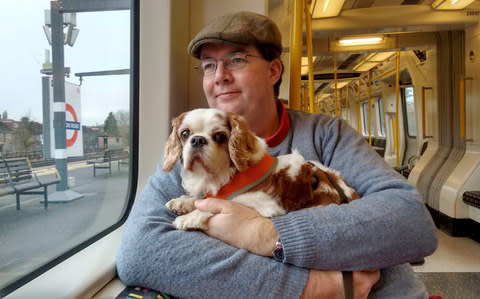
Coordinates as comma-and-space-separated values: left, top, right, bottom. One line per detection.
195, 52, 260, 76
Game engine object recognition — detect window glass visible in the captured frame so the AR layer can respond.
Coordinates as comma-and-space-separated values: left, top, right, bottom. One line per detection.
0, 0, 133, 293
403, 87, 417, 137
361, 102, 373, 136
377, 98, 385, 136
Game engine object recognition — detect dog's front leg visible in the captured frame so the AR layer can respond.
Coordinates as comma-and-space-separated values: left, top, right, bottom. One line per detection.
173, 209, 213, 230
166, 195, 197, 215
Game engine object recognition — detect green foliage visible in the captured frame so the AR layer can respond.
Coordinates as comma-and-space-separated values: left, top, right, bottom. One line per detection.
104, 112, 119, 137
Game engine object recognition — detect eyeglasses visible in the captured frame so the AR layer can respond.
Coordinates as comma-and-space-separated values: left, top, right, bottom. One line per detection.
195, 53, 260, 76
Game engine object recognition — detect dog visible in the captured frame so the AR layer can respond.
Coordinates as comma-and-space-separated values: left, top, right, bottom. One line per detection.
162, 108, 359, 230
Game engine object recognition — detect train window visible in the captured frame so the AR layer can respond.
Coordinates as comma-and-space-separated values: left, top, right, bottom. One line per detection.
361, 102, 374, 136
377, 98, 385, 136
0, 0, 137, 295
402, 87, 417, 137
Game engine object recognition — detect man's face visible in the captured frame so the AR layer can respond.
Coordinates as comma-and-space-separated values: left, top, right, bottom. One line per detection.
200, 43, 280, 123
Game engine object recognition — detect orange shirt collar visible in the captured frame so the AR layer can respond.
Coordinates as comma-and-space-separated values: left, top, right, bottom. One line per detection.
265, 100, 290, 147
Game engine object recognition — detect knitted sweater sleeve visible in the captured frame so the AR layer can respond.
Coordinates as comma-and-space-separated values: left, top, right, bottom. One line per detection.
116, 162, 309, 298
272, 114, 438, 271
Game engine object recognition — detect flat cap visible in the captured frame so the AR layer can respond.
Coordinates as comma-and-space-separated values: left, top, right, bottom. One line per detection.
188, 11, 282, 59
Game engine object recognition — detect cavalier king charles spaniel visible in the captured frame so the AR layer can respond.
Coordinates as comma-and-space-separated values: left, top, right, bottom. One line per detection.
162, 108, 359, 230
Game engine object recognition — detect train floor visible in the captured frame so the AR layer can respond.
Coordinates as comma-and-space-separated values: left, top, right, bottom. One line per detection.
413, 230, 480, 298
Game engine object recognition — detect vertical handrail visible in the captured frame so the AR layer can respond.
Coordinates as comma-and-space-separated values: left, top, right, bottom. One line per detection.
368, 69, 372, 146
422, 86, 432, 138
334, 53, 338, 116
391, 117, 396, 154
357, 79, 361, 134
340, 88, 343, 117
346, 84, 349, 122
304, 0, 315, 113
395, 50, 400, 166
289, 0, 303, 110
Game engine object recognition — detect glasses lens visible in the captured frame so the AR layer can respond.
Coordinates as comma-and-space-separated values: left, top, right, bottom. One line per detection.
225, 53, 247, 70
199, 59, 216, 75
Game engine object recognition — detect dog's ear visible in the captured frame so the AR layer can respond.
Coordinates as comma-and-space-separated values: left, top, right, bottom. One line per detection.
162, 113, 185, 172
227, 112, 262, 172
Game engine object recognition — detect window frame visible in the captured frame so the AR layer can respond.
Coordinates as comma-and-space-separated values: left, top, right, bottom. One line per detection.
0, 0, 139, 296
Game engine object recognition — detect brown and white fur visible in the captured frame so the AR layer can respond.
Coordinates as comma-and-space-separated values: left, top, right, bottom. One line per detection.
162, 108, 359, 230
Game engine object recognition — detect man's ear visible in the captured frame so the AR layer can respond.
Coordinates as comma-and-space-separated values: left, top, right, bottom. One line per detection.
162, 113, 186, 172
227, 112, 259, 172
269, 58, 283, 86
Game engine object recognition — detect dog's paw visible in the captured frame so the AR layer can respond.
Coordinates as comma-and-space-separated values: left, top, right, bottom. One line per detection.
173, 210, 213, 230
165, 195, 196, 215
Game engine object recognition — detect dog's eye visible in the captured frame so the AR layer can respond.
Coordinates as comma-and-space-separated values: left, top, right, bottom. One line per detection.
181, 129, 190, 141
311, 175, 319, 190
213, 132, 227, 144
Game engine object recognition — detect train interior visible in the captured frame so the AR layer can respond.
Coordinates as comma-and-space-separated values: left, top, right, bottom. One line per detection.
1, 0, 480, 297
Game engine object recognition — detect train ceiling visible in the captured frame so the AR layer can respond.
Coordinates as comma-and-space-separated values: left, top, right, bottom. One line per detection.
268, 0, 479, 100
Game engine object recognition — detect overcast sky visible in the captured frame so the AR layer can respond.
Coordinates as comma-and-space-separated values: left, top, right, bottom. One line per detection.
0, 0, 130, 126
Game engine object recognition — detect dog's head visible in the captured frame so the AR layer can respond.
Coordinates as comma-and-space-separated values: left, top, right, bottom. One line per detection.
162, 109, 267, 176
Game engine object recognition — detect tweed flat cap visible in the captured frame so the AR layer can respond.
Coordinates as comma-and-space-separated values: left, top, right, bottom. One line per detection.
188, 11, 282, 58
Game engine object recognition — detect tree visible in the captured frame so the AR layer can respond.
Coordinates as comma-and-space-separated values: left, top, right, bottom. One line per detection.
104, 112, 119, 137
114, 110, 130, 146
13, 116, 41, 152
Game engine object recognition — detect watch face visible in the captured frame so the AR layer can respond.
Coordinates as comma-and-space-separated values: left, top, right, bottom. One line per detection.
273, 246, 284, 262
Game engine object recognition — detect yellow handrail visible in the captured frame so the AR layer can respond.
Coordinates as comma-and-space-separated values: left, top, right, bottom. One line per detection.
339, 88, 343, 117
357, 79, 361, 134
289, 0, 303, 110
346, 84, 349, 122
334, 53, 338, 116
395, 50, 400, 166
304, 0, 315, 113
368, 69, 372, 146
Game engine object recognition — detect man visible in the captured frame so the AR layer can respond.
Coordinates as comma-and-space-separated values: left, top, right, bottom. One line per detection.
117, 11, 438, 298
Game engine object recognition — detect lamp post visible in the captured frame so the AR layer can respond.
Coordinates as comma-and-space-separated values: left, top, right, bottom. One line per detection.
40, 2, 83, 202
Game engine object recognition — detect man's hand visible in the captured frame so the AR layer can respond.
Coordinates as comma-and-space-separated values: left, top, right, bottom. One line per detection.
194, 198, 278, 256
300, 269, 380, 299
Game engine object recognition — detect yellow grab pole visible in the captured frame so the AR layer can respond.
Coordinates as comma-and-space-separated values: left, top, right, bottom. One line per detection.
395, 50, 400, 166
357, 79, 361, 133
346, 84, 349, 122
339, 88, 343, 117
289, 0, 303, 110
304, 0, 315, 113
422, 87, 426, 138
334, 53, 338, 116
368, 69, 372, 146
302, 84, 308, 111
391, 117, 396, 153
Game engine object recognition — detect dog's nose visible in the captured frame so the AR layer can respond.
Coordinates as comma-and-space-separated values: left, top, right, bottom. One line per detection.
191, 136, 207, 148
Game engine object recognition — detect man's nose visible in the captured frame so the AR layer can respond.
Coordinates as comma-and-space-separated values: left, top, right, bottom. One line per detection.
191, 136, 207, 148
214, 62, 232, 83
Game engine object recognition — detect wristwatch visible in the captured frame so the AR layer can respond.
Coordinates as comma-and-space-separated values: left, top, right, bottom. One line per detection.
272, 239, 284, 262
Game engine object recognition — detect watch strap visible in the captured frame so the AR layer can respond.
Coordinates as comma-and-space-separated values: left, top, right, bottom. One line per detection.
342, 271, 353, 299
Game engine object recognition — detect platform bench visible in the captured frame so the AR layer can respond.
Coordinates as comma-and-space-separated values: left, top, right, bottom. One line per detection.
89, 148, 129, 177
0, 158, 61, 210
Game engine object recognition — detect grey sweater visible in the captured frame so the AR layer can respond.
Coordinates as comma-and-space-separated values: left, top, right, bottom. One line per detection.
116, 109, 438, 298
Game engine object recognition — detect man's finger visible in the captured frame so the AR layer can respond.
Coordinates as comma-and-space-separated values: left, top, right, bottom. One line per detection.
194, 198, 230, 214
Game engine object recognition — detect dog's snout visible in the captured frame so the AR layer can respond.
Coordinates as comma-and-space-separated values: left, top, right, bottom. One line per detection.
191, 136, 207, 148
